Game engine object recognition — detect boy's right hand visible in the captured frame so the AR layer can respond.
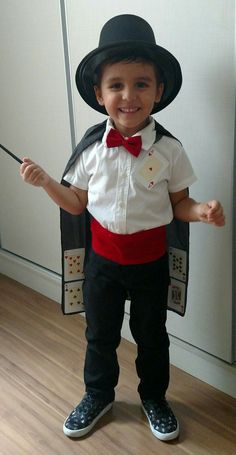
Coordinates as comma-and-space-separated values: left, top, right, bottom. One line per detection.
20, 158, 50, 188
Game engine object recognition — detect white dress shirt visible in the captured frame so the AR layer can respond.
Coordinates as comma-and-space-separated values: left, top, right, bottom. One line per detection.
64, 117, 197, 234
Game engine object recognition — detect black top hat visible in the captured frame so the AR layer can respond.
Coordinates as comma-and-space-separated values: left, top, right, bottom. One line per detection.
75, 14, 182, 114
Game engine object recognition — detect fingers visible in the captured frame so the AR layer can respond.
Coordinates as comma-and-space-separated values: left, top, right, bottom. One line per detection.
206, 200, 225, 227
20, 158, 48, 187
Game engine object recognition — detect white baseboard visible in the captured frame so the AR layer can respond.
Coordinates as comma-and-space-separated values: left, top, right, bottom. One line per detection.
1, 249, 236, 399
0, 249, 61, 303
168, 335, 236, 398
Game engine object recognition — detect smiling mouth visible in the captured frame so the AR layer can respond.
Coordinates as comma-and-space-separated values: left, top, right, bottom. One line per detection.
119, 107, 140, 113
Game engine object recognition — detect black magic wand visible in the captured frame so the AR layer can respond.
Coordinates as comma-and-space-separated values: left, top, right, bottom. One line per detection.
0, 143, 23, 164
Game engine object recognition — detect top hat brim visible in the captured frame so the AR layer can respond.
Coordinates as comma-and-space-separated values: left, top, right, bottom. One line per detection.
75, 41, 182, 115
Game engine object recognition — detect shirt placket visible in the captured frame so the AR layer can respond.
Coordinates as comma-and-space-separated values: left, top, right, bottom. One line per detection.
114, 150, 132, 234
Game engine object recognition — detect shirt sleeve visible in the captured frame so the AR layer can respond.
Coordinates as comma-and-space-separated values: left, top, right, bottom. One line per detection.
168, 141, 197, 193
63, 153, 89, 190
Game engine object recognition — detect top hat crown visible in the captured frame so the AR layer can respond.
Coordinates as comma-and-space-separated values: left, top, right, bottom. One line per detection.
75, 14, 182, 114
98, 14, 156, 46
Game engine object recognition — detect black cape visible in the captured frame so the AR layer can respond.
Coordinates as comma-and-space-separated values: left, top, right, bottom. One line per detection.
60, 120, 190, 316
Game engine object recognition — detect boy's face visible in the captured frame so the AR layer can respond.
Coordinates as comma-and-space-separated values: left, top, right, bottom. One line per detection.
94, 61, 164, 137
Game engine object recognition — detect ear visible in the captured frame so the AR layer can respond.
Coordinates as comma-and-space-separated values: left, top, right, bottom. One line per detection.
94, 86, 104, 106
155, 82, 164, 103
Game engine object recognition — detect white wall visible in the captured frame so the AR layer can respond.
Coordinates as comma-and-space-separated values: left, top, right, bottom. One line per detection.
0, 0, 235, 397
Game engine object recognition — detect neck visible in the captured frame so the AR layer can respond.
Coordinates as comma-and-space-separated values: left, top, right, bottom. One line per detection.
110, 116, 151, 137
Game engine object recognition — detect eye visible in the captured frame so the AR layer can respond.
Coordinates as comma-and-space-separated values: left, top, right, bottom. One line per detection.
136, 81, 149, 88
109, 82, 123, 90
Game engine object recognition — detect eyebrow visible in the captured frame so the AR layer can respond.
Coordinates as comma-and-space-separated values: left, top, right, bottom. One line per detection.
105, 77, 122, 83
105, 76, 153, 83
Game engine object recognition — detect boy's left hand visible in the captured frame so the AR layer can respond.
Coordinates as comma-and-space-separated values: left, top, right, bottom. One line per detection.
198, 200, 225, 226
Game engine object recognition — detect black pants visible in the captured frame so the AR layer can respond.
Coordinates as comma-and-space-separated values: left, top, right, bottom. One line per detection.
83, 250, 170, 402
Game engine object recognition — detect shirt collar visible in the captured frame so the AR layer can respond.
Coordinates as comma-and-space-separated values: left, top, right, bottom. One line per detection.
102, 117, 156, 152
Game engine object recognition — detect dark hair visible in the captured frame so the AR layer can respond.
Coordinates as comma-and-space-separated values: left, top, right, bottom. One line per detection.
93, 48, 165, 87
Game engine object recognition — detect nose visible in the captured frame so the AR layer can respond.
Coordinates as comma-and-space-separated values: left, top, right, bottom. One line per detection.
122, 85, 136, 101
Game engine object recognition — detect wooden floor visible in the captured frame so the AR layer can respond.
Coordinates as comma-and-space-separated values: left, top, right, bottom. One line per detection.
0, 274, 235, 455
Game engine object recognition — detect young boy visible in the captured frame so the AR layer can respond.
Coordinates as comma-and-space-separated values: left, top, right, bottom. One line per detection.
20, 14, 225, 442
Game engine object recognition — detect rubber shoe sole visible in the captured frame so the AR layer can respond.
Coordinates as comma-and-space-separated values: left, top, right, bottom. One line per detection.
142, 404, 180, 441
63, 402, 113, 438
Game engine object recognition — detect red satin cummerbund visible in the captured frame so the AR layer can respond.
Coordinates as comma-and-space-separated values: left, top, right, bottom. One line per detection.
91, 218, 167, 265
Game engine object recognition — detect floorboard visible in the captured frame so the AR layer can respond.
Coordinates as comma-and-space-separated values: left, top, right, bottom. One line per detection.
0, 273, 235, 454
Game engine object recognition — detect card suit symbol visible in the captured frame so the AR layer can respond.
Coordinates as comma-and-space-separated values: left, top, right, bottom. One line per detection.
65, 256, 68, 259
149, 167, 153, 171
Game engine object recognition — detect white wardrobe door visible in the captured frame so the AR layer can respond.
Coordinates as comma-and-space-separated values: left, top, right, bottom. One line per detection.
0, 1, 73, 273
65, 0, 235, 362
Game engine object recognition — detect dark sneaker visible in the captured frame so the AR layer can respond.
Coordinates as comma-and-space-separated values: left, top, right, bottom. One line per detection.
63, 393, 113, 437
142, 397, 179, 441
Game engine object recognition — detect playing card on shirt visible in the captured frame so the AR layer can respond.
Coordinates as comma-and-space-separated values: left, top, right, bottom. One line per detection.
136, 149, 169, 189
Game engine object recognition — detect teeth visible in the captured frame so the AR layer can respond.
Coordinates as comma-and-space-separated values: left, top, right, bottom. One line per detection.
120, 108, 139, 113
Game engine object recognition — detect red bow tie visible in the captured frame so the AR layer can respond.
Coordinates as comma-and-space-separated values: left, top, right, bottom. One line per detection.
106, 128, 142, 157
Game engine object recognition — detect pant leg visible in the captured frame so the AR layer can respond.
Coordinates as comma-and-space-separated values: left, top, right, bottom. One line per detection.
128, 254, 170, 401
83, 251, 126, 401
